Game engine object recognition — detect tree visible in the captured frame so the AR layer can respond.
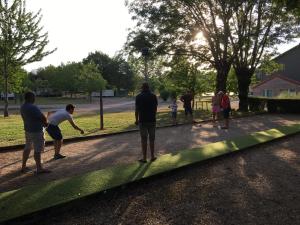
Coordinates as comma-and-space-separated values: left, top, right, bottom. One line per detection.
33, 65, 61, 96
83, 51, 136, 93
0, 65, 26, 92
258, 56, 284, 76
229, 0, 299, 111
79, 63, 107, 102
125, 0, 234, 92
57, 63, 82, 97
112, 55, 136, 93
273, 0, 300, 16
164, 56, 202, 97
226, 68, 238, 94
127, 54, 166, 93
0, 0, 56, 116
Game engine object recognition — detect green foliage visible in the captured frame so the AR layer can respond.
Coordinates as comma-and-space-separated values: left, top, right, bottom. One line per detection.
159, 89, 170, 101
83, 52, 136, 91
230, 1, 299, 111
126, 0, 299, 112
162, 56, 215, 97
34, 62, 107, 97
227, 68, 238, 94
249, 96, 300, 113
248, 97, 267, 111
0, 66, 28, 93
0, 0, 55, 116
125, 0, 233, 92
273, 0, 300, 17
79, 63, 107, 95
277, 91, 300, 99
258, 56, 285, 76
127, 55, 167, 93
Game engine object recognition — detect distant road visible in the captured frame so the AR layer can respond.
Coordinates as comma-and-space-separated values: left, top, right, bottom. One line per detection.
0, 98, 240, 114
0, 97, 171, 114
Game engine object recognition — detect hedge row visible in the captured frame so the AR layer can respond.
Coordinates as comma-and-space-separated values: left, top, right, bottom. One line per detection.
248, 97, 300, 113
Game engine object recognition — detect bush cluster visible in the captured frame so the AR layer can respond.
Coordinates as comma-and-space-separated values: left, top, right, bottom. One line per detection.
248, 97, 300, 113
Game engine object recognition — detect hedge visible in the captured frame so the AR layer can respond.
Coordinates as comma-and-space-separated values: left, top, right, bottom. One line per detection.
248, 97, 300, 113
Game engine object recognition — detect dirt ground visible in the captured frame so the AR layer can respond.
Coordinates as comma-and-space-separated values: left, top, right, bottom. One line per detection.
1, 114, 300, 194
9, 132, 300, 225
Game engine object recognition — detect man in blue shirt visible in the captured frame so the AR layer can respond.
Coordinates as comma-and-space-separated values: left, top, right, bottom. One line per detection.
135, 83, 158, 162
20, 92, 50, 174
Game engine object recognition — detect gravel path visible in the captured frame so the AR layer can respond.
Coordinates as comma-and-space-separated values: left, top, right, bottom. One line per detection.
10, 131, 300, 225
1, 114, 300, 194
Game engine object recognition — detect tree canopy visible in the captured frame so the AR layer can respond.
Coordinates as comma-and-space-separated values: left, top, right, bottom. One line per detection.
126, 0, 300, 111
0, 0, 55, 116
83, 51, 136, 92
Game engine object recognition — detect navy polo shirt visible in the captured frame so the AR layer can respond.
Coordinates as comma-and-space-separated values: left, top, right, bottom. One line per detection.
20, 103, 45, 132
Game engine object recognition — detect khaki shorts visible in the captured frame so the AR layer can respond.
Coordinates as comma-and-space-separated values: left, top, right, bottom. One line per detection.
139, 122, 156, 142
24, 131, 45, 153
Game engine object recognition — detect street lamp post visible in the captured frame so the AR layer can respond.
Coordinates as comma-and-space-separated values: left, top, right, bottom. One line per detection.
141, 47, 150, 82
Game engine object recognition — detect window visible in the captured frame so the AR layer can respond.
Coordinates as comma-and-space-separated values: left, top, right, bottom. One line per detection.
263, 89, 273, 97
288, 89, 296, 96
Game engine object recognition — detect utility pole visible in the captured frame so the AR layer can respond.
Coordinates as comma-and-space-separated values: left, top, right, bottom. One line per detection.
99, 89, 104, 130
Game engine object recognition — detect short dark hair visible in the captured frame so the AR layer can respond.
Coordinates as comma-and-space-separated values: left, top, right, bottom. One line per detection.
24, 91, 35, 102
141, 82, 150, 91
66, 104, 75, 111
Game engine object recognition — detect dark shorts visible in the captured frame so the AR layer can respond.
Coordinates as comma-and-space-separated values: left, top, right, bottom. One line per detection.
46, 124, 63, 140
139, 122, 156, 142
223, 108, 231, 119
184, 106, 193, 116
171, 112, 177, 119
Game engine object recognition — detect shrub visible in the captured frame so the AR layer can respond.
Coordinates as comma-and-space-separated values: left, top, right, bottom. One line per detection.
266, 99, 278, 113
248, 97, 300, 113
248, 97, 267, 111
159, 89, 170, 101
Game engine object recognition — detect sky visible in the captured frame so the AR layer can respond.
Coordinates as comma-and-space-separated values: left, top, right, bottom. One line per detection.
24, 0, 134, 71
24, 0, 299, 72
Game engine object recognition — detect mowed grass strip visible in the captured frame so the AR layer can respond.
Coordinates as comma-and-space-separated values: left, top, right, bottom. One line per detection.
0, 109, 211, 147
1, 124, 299, 223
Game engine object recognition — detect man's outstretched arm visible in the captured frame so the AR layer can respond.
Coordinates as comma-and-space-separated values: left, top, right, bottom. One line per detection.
68, 120, 84, 134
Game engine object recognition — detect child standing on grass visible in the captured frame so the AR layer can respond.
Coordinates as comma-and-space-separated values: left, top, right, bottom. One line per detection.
168, 98, 178, 125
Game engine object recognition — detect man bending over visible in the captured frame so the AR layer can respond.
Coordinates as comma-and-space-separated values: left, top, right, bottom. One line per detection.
46, 104, 84, 160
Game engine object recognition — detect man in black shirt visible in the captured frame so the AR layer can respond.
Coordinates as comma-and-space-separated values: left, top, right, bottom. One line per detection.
180, 90, 194, 122
135, 83, 158, 162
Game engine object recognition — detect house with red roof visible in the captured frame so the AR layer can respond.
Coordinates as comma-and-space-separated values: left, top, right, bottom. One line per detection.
250, 43, 300, 97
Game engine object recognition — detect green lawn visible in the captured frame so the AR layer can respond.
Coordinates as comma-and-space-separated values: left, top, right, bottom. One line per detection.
0, 109, 212, 147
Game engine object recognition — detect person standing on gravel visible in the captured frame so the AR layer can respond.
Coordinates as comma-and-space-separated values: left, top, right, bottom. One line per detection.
135, 83, 158, 163
20, 91, 50, 174
219, 91, 231, 129
180, 90, 195, 123
46, 104, 84, 160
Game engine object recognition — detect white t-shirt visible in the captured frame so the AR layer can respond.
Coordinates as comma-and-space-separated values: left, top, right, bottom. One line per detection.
48, 109, 73, 126
169, 103, 178, 112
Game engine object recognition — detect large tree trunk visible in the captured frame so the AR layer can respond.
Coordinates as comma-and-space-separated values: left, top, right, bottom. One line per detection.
215, 63, 231, 93
236, 68, 253, 112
